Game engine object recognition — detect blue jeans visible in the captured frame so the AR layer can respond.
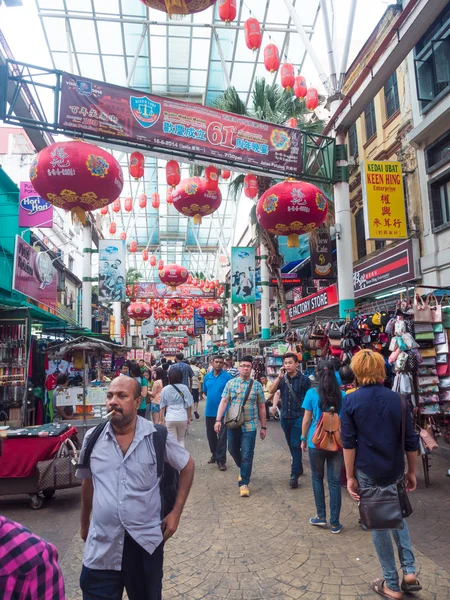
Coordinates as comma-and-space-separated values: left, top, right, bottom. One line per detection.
357, 469, 416, 593
280, 416, 303, 477
227, 428, 257, 486
308, 448, 342, 526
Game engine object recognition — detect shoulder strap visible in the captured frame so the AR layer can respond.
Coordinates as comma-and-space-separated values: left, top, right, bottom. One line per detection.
171, 383, 185, 399
78, 420, 108, 468
153, 424, 167, 478
242, 379, 254, 408
285, 377, 300, 404
401, 395, 406, 466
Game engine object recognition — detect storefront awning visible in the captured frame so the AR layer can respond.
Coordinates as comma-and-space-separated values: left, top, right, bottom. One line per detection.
0, 296, 67, 325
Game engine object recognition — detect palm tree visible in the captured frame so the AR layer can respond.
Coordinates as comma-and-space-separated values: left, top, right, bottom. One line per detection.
213, 78, 326, 330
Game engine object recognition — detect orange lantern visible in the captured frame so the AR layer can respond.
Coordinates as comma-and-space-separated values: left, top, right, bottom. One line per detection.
285, 118, 298, 128
124, 196, 133, 212
120, 232, 127, 240
109, 222, 116, 235
244, 174, 258, 199
142, 249, 148, 261
150, 255, 157, 267
130, 240, 137, 253
112, 198, 121, 213
205, 165, 219, 192
280, 63, 295, 91
221, 169, 231, 180
139, 193, 147, 209
244, 17, 262, 51
101, 206, 108, 215
166, 160, 181, 188
129, 151, 144, 180
218, 0, 236, 23
294, 75, 307, 99
306, 87, 319, 110
264, 44, 280, 73
166, 188, 174, 205
151, 192, 160, 209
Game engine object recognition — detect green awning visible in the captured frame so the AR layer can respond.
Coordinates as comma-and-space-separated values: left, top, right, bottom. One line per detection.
0, 296, 68, 325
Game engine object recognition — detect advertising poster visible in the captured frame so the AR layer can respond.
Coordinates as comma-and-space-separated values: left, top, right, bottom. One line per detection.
59, 73, 302, 178
361, 160, 407, 240
231, 247, 256, 304
194, 309, 206, 335
19, 182, 53, 228
12, 235, 57, 310
98, 239, 126, 302
309, 225, 334, 279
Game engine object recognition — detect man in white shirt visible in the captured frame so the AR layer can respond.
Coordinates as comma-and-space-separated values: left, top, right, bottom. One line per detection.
190, 359, 203, 420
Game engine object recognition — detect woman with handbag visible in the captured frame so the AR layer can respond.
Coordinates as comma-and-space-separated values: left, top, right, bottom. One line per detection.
341, 349, 421, 599
160, 367, 193, 447
301, 361, 346, 534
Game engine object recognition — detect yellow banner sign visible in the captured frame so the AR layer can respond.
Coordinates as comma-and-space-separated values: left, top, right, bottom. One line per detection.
361, 160, 407, 240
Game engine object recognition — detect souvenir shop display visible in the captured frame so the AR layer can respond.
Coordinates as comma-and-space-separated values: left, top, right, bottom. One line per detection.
0, 318, 29, 427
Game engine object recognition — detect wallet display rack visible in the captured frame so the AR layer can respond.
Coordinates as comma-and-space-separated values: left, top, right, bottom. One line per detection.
0, 317, 29, 422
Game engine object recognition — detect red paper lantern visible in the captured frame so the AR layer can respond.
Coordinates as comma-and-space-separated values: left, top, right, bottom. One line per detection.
294, 75, 307, 99
138, 0, 217, 18
166, 188, 174, 205
129, 151, 144, 180
256, 180, 328, 248
199, 279, 205, 289
112, 198, 121, 213
101, 206, 108, 215
168, 299, 183, 312
30, 140, 123, 223
142, 249, 149, 261
198, 301, 223, 322
214, 279, 220, 287
221, 169, 231, 180
159, 263, 189, 291
109, 222, 116, 235
139, 193, 147, 209
306, 88, 319, 111
130, 240, 137, 253
218, 0, 236, 23
127, 301, 152, 322
264, 44, 280, 73
244, 17, 262, 51
187, 275, 193, 284
204, 165, 219, 191
166, 160, 181, 188
172, 177, 222, 225
285, 118, 298, 128
124, 196, 133, 212
158, 260, 164, 270
151, 192, 160, 209
120, 232, 127, 240
244, 174, 258, 199
187, 327, 195, 337
192, 278, 198, 287
150, 255, 157, 267
281, 63, 295, 91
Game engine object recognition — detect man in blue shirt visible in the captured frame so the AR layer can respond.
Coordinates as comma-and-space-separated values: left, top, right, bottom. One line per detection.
169, 353, 194, 390
269, 352, 311, 488
203, 355, 232, 471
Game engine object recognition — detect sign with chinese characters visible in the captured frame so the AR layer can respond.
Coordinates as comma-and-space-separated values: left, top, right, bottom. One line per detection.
58, 73, 302, 178
135, 283, 215, 299
280, 284, 338, 323
353, 240, 418, 298
231, 247, 256, 304
12, 236, 57, 310
19, 182, 53, 228
310, 225, 334, 278
361, 160, 407, 240
98, 239, 126, 302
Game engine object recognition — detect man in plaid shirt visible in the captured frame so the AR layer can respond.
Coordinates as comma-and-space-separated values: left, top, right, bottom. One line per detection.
215, 355, 267, 497
0, 515, 65, 599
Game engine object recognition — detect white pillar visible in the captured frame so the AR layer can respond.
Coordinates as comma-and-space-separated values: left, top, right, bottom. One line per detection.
228, 295, 234, 348
82, 223, 92, 330
113, 302, 122, 342
260, 243, 270, 340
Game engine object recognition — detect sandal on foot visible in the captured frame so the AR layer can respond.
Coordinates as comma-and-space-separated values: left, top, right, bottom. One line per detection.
401, 578, 422, 593
371, 579, 402, 599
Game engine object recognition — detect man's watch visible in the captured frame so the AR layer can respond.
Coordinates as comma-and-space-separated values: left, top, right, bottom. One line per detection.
261, 426, 267, 430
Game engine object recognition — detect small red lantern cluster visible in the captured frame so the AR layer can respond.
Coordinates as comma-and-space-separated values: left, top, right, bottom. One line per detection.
218, 0, 236, 23
280, 63, 295, 91
124, 196, 133, 212
294, 76, 307, 99
264, 44, 280, 73
285, 118, 298, 129
109, 222, 116, 235
204, 165, 219, 191
244, 174, 258, 199
112, 198, 121, 213
172, 177, 221, 225
127, 301, 152, 322
159, 263, 189, 291
244, 17, 262, 51
221, 169, 231, 180
120, 232, 127, 240
101, 206, 108, 215
142, 249, 148, 261
129, 151, 144, 180
306, 87, 319, 110
139, 193, 147, 209
150, 255, 157, 267
166, 160, 180, 188
129, 240, 137, 253
152, 193, 160, 209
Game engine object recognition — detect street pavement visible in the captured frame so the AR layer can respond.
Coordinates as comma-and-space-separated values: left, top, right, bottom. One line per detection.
1, 415, 450, 599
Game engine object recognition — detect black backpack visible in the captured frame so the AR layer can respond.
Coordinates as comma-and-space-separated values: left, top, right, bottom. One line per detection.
78, 422, 179, 518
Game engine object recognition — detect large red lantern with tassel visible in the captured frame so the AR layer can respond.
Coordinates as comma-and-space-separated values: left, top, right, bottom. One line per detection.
244, 17, 262, 51
306, 87, 319, 110
142, 249, 148, 261
198, 301, 223, 323
139, 193, 147, 209
294, 75, 307, 99
129, 151, 144, 180
166, 160, 180, 188
112, 198, 121, 213
127, 301, 152, 322
280, 63, 295, 91
256, 180, 328, 248
204, 165, 219, 191
151, 193, 160, 209
244, 174, 258, 199
218, 0, 236, 23
138, 0, 217, 18
124, 196, 133, 212
30, 140, 123, 223
130, 240, 137, 253
264, 44, 280, 73
159, 264, 188, 291
109, 222, 116, 235
172, 177, 221, 225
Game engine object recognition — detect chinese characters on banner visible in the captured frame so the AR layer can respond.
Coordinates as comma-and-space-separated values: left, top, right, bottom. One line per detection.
98, 240, 126, 302
58, 73, 302, 178
231, 247, 256, 304
361, 160, 407, 240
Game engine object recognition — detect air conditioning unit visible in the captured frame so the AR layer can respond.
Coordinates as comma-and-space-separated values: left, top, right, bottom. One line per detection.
238, 316, 248, 325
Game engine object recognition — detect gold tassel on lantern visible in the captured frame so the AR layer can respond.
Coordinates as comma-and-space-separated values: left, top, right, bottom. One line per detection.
287, 234, 299, 248
71, 206, 87, 225
193, 214, 202, 225
164, 0, 188, 17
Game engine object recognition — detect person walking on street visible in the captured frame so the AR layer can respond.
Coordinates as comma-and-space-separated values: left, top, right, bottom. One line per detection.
341, 349, 421, 600
160, 367, 193, 448
269, 352, 311, 488
169, 353, 194, 390
301, 361, 346, 534
225, 356, 239, 378
203, 355, 232, 471
260, 375, 273, 421
77, 376, 195, 600
215, 355, 266, 497
148, 367, 164, 424
190, 359, 203, 420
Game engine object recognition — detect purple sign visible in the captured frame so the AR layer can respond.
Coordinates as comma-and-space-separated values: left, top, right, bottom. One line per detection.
19, 182, 53, 228
12, 236, 57, 310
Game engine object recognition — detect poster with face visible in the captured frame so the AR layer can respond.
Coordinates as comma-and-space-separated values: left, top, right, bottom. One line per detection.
231, 247, 256, 304
98, 239, 126, 302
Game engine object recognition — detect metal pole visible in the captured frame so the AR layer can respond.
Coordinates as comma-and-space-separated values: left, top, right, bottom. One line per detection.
228, 295, 234, 348
65, 18, 74, 74
213, 30, 232, 89
126, 24, 148, 87
260, 243, 270, 340
281, 0, 330, 93
319, 0, 337, 92
113, 302, 122, 342
82, 223, 93, 330
338, 0, 357, 90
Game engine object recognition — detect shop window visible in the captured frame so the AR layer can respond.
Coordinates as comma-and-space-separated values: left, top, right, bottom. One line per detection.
364, 100, 376, 141
348, 123, 358, 157
427, 132, 450, 171
430, 173, 450, 230
384, 71, 400, 119
355, 209, 367, 259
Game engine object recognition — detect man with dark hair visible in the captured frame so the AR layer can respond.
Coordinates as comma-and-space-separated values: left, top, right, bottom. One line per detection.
190, 359, 203, 420
77, 376, 195, 600
215, 355, 266, 497
225, 356, 239, 378
269, 352, 311, 488
169, 353, 194, 390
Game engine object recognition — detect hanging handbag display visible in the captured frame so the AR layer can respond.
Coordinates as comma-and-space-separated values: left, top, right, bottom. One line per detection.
432, 323, 444, 333
419, 347, 437, 358
419, 427, 438, 451
428, 294, 442, 324
37, 437, 81, 491
224, 380, 254, 430
436, 341, 449, 355
413, 295, 432, 323
442, 306, 450, 328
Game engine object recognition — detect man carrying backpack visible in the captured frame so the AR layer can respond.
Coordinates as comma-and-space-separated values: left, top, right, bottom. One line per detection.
76, 376, 195, 600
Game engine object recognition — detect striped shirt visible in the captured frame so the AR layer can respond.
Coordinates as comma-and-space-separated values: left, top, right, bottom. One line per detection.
0, 516, 65, 599
221, 377, 265, 432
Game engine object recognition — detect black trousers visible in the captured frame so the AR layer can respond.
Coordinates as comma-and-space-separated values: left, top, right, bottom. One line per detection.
80, 532, 164, 600
205, 416, 227, 464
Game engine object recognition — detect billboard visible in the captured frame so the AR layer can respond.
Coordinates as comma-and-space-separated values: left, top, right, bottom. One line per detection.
12, 236, 57, 310
231, 247, 256, 304
98, 239, 126, 302
135, 283, 215, 299
310, 225, 334, 279
19, 182, 53, 228
361, 160, 407, 240
58, 73, 302, 178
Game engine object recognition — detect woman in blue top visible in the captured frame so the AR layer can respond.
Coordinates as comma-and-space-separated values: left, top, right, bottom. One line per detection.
301, 361, 345, 534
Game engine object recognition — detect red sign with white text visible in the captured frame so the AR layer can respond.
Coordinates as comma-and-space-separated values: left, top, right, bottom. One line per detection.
281, 284, 338, 323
